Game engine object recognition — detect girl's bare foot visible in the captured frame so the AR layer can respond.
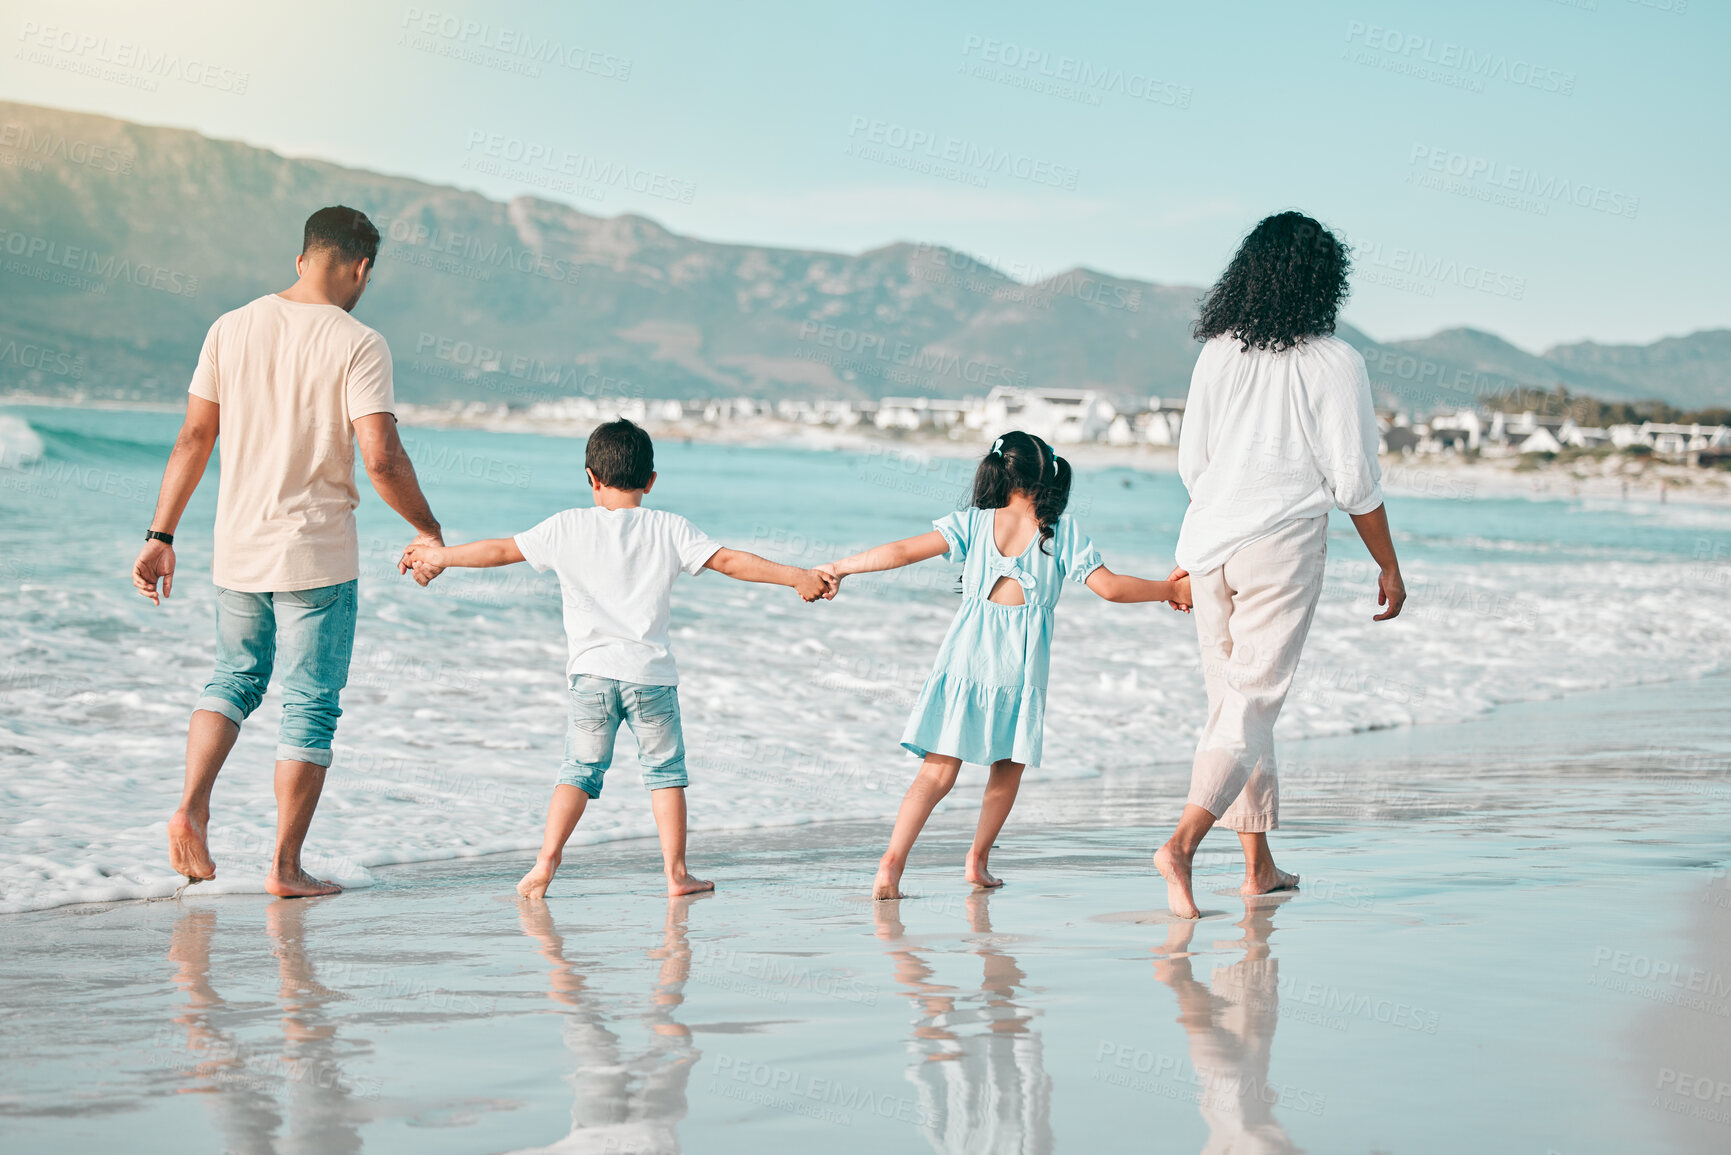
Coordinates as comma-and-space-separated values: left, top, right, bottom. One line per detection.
167, 810, 215, 881
666, 873, 714, 897
264, 868, 342, 898
964, 854, 1003, 889
873, 859, 906, 901
518, 856, 560, 901
1242, 865, 1299, 896
1154, 843, 1201, 920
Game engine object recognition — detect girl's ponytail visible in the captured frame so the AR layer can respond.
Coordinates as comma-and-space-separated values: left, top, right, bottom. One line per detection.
969, 430, 1072, 554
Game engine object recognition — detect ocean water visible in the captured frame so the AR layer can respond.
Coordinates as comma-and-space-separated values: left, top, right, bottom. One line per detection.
2, 404, 1728, 914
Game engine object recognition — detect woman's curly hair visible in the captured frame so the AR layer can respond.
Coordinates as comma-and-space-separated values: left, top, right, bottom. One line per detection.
1193, 211, 1352, 353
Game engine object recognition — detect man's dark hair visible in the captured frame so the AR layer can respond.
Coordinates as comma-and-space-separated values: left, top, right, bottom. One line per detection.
302, 205, 381, 265
1193, 211, 1351, 353
586, 419, 655, 489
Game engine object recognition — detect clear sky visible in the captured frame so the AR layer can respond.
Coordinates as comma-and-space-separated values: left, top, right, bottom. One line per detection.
3, 0, 1723, 350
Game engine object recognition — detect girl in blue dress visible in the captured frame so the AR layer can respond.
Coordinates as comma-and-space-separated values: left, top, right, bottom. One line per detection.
820, 431, 1191, 899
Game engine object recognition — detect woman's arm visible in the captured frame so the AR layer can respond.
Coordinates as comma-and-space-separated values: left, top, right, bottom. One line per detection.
821, 531, 951, 583
1086, 566, 1191, 607
1348, 504, 1405, 621
704, 548, 834, 602
400, 537, 525, 573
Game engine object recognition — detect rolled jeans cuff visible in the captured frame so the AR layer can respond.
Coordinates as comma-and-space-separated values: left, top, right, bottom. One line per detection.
277, 743, 334, 768
642, 760, 689, 791
194, 695, 247, 725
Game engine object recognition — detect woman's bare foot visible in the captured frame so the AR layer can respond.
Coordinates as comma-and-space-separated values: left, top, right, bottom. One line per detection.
518, 855, 560, 901
873, 859, 906, 901
1242, 865, 1299, 896
964, 854, 1003, 889
167, 810, 215, 881
1154, 843, 1201, 920
264, 868, 342, 898
667, 873, 714, 896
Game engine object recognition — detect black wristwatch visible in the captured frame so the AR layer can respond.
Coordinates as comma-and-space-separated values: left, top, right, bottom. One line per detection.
145, 530, 175, 546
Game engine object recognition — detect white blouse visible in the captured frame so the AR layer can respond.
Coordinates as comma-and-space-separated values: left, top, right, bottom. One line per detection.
1175, 333, 1384, 574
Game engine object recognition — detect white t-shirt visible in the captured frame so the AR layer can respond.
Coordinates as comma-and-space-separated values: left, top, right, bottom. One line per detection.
188, 294, 395, 591
1175, 333, 1384, 574
515, 506, 723, 685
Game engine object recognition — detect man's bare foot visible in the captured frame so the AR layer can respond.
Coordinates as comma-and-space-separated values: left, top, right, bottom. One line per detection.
667, 873, 714, 897
264, 868, 342, 898
1242, 866, 1299, 896
964, 855, 1003, 889
1154, 843, 1201, 920
873, 860, 905, 901
167, 810, 215, 881
518, 856, 560, 901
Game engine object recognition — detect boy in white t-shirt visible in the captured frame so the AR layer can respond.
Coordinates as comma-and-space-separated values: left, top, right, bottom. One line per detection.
401, 419, 834, 899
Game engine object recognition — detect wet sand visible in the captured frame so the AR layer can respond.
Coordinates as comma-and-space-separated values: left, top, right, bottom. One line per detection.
1, 676, 1728, 1154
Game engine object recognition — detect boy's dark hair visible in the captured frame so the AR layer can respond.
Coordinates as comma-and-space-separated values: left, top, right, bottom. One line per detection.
971, 430, 1071, 554
1193, 210, 1351, 353
586, 419, 655, 489
302, 205, 381, 265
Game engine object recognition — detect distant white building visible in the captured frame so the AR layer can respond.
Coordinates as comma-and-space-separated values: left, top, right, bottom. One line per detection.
974, 386, 1116, 444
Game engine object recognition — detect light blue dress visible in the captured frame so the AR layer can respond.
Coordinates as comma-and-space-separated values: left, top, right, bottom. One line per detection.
901, 508, 1104, 767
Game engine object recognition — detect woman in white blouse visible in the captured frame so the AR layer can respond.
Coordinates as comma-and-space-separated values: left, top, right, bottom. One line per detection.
1155, 212, 1407, 920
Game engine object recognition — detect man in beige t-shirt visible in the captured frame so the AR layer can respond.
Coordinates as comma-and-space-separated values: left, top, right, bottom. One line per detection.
131, 206, 446, 898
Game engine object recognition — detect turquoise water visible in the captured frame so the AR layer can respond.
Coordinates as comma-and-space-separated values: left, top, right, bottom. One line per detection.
2, 404, 1729, 913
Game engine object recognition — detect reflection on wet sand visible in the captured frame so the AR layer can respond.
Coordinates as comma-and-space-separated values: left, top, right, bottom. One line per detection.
1150, 900, 1298, 1155
164, 900, 366, 1155
509, 896, 703, 1154
876, 892, 1054, 1154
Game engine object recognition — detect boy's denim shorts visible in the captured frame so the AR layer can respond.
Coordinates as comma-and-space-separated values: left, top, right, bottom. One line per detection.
558, 674, 688, 798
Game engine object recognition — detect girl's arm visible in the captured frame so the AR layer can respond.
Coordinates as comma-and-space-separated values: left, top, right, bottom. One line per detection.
704, 548, 834, 602
1086, 565, 1191, 608
399, 537, 525, 573
818, 531, 951, 594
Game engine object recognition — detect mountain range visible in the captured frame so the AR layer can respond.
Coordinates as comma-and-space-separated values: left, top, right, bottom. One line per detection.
0, 100, 1724, 413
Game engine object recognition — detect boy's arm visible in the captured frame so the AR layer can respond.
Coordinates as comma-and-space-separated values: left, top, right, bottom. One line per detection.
1086, 566, 1191, 608
399, 537, 525, 574
704, 548, 833, 602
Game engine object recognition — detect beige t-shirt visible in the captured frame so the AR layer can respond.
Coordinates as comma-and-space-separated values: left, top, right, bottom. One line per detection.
187, 294, 396, 592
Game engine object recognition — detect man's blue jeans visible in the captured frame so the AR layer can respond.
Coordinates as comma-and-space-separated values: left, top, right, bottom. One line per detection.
194, 581, 358, 767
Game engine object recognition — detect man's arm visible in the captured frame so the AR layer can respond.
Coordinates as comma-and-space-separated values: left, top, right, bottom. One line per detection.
132, 396, 220, 605
353, 412, 444, 585
704, 548, 834, 602
1349, 503, 1406, 621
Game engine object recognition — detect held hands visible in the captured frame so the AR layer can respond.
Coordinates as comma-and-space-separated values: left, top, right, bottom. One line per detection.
793, 567, 839, 603
397, 533, 447, 587
132, 539, 176, 605
814, 563, 843, 600
1165, 566, 1192, 614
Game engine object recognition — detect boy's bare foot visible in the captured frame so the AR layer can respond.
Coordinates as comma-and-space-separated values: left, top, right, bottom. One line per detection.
964, 855, 1003, 889
167, 810, 215, 881
518, 856, 560, 901
873, 861, 905, 901
264, 868, 342, 898
1242, 866, 1300, 896
667, 873, 713, 896
1154, 843, 1201, 920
